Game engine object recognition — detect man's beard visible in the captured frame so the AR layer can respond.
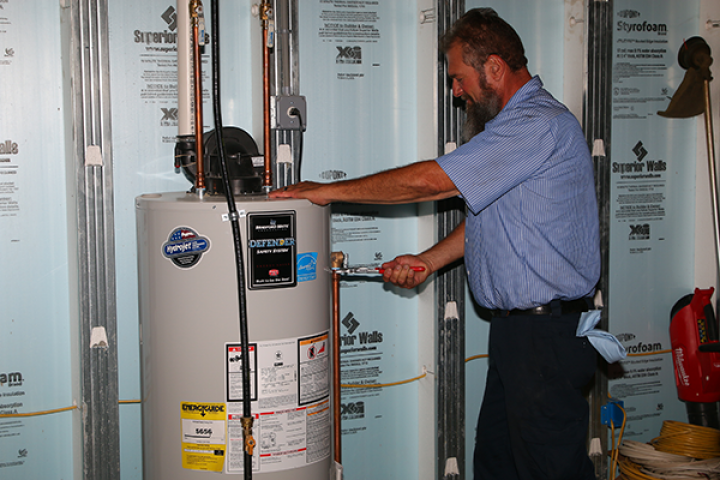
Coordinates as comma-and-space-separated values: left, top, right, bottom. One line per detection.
462, 84, 502, 143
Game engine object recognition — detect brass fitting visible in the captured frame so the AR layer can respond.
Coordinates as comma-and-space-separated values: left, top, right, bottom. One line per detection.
330, 252, 345, 269
240, 416, 256, 455
259, 1, 273, 28
189, 0, 202, 23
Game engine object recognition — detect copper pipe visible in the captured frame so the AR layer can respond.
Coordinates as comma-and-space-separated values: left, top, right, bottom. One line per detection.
262, 26, 272, 188
330, 252, 344, 464
331, 270, 341, 464
191, 2, 205, 192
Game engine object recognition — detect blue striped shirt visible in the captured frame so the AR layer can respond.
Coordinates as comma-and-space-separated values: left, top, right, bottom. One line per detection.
436, 76, 600, 310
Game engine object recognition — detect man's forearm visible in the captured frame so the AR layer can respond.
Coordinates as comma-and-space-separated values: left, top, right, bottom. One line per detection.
420, 221, 466, 274
270, 160, 459, 205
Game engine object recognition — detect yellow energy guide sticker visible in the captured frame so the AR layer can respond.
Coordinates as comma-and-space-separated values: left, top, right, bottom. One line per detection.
181, 402, 227, 472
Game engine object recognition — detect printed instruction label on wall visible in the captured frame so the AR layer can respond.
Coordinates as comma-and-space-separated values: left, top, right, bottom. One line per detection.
180, 402, 227, 472
0, 371, 27, 473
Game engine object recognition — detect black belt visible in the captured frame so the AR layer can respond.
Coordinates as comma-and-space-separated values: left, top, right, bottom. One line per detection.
492, 298, 590, 317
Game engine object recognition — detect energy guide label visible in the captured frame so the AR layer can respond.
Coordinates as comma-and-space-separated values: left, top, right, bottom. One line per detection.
180, 402, 227, 472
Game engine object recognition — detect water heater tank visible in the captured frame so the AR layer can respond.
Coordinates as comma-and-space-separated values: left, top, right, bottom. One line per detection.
136, 192, 331, 479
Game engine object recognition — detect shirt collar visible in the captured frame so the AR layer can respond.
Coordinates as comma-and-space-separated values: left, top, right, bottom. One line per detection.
497, 75, 543, 114
468, 75, 543, 139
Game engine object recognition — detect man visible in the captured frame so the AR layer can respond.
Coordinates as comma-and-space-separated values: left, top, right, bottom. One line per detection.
271, 8, 600, 480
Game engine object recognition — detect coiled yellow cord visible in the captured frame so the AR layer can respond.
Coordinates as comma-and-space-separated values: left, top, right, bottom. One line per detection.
651, 420, 720, 459
618, 458, 667, 480
618, 420, 720, 479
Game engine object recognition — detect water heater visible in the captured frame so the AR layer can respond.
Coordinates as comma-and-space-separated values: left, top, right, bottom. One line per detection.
136, 192, 331, 479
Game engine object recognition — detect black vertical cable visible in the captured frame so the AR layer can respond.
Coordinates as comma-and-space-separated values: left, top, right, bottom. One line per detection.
289, 108, 304, 180
209, 1, 253, 477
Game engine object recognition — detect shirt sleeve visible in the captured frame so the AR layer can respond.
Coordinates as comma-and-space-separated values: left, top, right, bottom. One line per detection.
436, 110, 557, 215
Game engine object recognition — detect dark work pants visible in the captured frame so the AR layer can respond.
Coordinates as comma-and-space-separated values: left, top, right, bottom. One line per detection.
473, 308, 597, 480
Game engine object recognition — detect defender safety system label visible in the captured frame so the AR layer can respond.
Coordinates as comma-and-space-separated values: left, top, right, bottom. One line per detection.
247, 211, 297, 289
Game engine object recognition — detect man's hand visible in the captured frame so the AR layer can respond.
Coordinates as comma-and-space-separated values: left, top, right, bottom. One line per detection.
268, 181, 332, 206
381, 254, 433, 289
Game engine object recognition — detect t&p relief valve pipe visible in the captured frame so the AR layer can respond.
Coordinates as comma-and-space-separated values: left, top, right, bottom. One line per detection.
330, 251, 344, 465
190, 0, 206, 197
259, 1, 274, 191
327, 253, 425, 475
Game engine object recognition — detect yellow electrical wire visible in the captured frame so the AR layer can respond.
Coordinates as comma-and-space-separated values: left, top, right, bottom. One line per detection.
467, 348, 671, 361
618, 457, 666, 480
0, 405, 77, 418
626, 349, 671, 357
609, 401, 627, 480
0, 399, 142, 418
6, 346, 657, 414
617, 420, 720, 480
465, 353, 489, 362
607, 392, 628, 479
3, 372, 431, 413
341, 371, 427, 389
5, 372, 430, 410
348, 344, 670, 382
610, 419, 616, 478
651, 420, 720, 459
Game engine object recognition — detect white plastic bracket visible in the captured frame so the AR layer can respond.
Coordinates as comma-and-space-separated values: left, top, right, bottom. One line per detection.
90, 326, 108, 349
592, 139, 606, 157
419, 8, 435, 24
85, 145, 103, 166
277, 144, 293, 164
444, 457, 460, 476
444, 301, 459, 321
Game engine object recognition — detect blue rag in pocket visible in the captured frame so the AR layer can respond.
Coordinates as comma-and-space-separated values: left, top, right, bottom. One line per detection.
576, 310, 626, 364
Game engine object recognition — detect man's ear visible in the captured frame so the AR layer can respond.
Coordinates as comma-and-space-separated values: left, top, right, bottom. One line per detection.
485, 54, 505, 81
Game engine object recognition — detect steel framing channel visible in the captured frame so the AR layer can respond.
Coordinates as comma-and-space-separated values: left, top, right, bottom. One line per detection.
69, 0, 120, 478
436, 1, 466, 479
583, 1, 613, 479
272, 0, 302, 187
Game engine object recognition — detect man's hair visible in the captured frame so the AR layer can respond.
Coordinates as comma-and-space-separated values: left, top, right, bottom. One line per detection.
440, 8, 528, 72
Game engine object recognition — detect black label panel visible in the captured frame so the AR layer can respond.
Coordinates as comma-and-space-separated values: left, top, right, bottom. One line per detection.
247, 211, 296, 289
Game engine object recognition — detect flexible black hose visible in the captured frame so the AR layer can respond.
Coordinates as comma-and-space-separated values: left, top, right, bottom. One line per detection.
289, 108, 304, 181
210, 1, 253, 477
